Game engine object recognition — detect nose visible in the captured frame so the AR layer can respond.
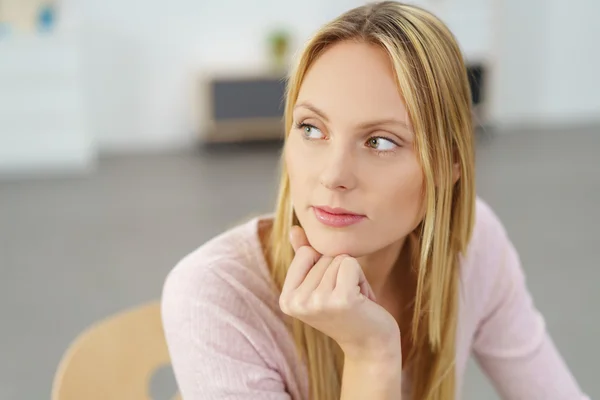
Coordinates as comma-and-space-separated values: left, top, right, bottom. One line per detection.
318, 145, 357, 191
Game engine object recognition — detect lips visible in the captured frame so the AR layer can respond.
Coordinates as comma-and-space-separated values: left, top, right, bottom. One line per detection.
314, 206, 363, 216
312, 206, 366, 228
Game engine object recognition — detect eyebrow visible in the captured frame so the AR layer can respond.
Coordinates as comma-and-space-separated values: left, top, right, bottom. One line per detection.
293, 101, 412, 131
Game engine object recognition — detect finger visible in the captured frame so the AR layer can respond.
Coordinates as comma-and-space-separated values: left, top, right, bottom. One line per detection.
357, 270, 376, 302
296, 255, 334, 295
315, 254, 347, 293
334, 257, 374, 301
290, 225, 310, 253
362, 278, 377, 302
281, 245, 321, 295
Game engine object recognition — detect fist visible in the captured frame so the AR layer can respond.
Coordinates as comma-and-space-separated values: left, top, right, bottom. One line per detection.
279, 225, 401, 361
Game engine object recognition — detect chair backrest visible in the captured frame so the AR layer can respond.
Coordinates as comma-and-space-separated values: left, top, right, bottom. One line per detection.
52, 301, 180, 400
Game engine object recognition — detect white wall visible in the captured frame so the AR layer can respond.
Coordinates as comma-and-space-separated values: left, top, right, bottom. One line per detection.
2, 0, 595, 173
57, 0, 493, 153
55, 0, 599, 154
409, 0, 493, 62
61, 0, 366, 152
541, 0, 600, 124
488, 0, 600, 127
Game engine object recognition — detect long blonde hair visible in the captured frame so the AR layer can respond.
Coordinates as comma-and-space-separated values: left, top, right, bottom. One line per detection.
266, 2, 476, 399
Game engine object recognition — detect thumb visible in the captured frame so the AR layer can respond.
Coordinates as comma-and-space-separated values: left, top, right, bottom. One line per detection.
289, 225, 310, 253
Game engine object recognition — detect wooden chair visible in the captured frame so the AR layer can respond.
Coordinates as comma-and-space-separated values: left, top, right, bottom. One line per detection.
52, 301, 180, 400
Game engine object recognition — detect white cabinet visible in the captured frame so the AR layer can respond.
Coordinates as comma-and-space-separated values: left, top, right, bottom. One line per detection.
0, 34, 95, 175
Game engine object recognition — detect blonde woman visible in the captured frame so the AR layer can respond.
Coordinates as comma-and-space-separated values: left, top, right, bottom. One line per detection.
161, 2, 588, 399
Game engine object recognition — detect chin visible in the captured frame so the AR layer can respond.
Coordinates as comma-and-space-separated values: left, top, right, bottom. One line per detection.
305, 226, 373, 258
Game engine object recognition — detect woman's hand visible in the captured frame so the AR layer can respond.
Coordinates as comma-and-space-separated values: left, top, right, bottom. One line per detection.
279, 225, 402, 362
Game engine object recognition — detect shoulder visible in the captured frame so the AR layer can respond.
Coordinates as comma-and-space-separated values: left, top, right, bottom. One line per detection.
161, 215, 280, 332
462, 196, 511, 276
459, 197, 517, 309
472, 196, 509, 248
160, 216, 307, 398
459, 196, 534, 335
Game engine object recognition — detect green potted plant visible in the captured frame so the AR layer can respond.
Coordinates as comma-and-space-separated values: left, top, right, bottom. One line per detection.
268, 28, 291, 69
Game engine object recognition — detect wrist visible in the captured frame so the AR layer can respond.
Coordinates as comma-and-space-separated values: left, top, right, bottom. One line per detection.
342, 352, 403, 395
340, 328, 403, 399
342, 331, 402, 366
344, 352, 402, 375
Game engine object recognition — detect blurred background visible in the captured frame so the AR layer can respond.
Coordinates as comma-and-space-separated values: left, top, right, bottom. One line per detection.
0, 0, 598, 399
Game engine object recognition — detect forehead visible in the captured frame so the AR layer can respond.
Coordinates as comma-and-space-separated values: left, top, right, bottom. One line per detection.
295, 41, 410, 124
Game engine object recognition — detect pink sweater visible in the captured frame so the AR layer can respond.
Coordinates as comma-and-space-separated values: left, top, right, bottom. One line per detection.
161, 198, 588, 399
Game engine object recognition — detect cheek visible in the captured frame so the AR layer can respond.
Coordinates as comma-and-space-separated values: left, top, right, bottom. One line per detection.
375, 161, 425, 224
284, 137, 313, 203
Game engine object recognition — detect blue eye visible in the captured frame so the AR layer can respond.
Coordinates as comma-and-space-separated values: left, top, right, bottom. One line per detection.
297, 123, 324, 140
367, 137, 398, 151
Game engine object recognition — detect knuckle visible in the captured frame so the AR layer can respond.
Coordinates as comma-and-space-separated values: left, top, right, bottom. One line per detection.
309, 292, 327, 311
332, 292, 354, 310
289, 295, 308, 315
279, 296, 290, 314
279, 293, 303, 315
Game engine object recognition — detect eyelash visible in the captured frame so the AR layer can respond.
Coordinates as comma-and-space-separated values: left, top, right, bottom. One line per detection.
294, 122, 400, 157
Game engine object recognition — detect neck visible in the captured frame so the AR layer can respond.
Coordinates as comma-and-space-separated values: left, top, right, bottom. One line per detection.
357, 237, 407, 300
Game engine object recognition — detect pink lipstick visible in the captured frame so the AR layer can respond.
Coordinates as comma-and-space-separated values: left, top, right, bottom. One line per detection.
312, 206, 366, 228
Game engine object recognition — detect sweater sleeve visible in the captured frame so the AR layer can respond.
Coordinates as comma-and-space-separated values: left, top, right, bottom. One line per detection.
161, 258, 292, 400
471, 221, 588, 400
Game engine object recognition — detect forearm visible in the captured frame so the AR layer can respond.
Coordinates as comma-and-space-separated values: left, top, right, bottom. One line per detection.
340, 351, 403, 400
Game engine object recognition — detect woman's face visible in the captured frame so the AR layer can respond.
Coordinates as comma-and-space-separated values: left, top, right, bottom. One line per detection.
285, 40, 425, 258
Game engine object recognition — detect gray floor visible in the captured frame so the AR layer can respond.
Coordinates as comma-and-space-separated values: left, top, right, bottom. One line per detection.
1, 126, 599, 399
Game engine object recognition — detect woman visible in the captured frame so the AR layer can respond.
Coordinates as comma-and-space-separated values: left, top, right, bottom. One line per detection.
161, 2, 588, 399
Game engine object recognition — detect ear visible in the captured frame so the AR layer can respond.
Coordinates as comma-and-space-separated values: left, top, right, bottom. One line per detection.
451, 145, 461, 184
452, 161, 460, 184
